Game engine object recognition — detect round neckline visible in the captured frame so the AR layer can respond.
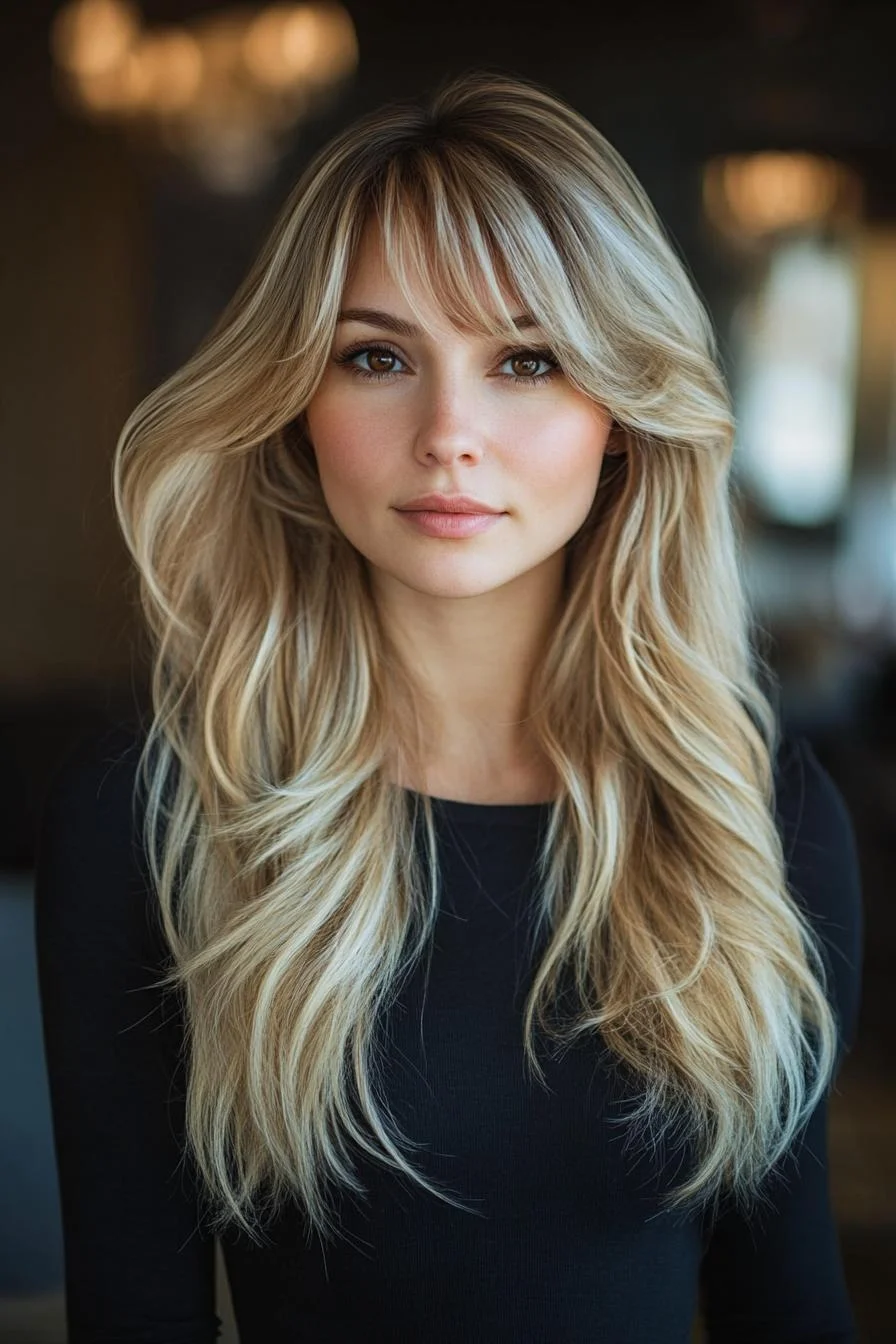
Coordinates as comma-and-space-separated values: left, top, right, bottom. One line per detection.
403, 787, 556, 826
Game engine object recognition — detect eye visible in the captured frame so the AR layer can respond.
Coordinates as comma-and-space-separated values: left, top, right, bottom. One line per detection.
496, 347, 560, 387
333, 343, 406, 381
332, 341, 561, 387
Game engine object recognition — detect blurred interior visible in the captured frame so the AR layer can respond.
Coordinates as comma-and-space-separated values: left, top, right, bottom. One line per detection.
1, 1, 894, 1339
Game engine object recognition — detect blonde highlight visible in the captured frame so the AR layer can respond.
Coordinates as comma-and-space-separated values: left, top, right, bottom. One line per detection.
112, 69, 841, 1248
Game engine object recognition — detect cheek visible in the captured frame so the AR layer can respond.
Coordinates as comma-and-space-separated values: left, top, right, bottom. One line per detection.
510, 401, 610, 494
305, 396, 387, 493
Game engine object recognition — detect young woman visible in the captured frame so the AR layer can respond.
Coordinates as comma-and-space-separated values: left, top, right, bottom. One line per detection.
36, 70, 863, 1343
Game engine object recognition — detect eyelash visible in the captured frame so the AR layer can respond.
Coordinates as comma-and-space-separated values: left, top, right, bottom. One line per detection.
333, 342, 561, 389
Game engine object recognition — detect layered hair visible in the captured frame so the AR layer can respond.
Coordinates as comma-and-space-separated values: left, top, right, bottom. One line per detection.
113, 69, 841, 1247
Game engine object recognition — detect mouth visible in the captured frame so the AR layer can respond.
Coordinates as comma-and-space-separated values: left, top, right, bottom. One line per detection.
395, 509, 505, 538
395, 495, 504, 515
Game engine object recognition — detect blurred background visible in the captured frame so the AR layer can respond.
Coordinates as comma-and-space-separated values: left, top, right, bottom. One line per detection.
1, 0, 894, 1339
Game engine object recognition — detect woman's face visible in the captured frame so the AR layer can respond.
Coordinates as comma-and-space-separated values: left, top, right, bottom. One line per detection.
303, 221, 614, 601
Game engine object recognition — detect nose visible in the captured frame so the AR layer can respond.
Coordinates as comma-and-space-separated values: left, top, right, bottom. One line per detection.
412, 389, 487, 466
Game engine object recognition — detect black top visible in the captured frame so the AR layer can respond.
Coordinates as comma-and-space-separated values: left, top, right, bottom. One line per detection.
34, 724, 863, 1344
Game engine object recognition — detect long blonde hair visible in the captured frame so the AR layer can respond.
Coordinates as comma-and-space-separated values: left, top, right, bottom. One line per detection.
113, 69, 841, 1247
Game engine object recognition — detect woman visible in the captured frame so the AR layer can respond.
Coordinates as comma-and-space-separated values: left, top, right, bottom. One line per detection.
35, 70, 863, 1342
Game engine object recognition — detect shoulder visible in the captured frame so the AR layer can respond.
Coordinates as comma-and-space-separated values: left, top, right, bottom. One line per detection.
771, 730, 864, 1053
772, 731, 855, 850
34, 721, 157, 947
38, 720, 150, 858
771, 730, 862, 913
34, 722, 187, 1075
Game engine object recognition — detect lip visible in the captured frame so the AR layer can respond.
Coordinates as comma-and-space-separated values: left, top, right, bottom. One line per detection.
395, 493, 504, 514
397, 510, 504, 539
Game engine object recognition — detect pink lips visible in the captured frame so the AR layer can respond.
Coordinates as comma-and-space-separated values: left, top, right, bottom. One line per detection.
396, 510, 505, 539
396, 492, 502, 514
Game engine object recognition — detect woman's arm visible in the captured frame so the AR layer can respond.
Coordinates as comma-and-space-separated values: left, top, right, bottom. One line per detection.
698, 735, 865, 1343
34, 726, 220, 1344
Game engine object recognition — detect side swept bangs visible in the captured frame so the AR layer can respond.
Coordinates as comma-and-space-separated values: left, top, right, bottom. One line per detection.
365, 144, 594, 358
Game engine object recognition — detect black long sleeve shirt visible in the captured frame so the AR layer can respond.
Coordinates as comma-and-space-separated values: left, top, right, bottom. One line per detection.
34, 724, 863, 1343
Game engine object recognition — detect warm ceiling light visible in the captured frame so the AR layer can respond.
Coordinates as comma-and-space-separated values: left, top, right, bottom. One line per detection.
127, 30, 204, 115
50, 0, 140, 80
244, 6, 322, 86
703, 152, 861, 239
243, 4, 356, 88
50, 0, 358, 193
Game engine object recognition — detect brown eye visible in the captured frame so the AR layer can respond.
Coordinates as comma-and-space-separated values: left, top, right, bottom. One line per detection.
334, 344, 406, 380
509, 354, 542, 378
366, 350, 398, 374
496, 347, 559, 386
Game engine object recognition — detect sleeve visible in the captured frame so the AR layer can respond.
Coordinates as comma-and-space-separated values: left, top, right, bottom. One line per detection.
698, 732, 864, 1344
33, 726, 221, 1344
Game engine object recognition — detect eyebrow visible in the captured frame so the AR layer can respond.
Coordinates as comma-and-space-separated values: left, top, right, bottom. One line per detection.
335, 307, 539, 337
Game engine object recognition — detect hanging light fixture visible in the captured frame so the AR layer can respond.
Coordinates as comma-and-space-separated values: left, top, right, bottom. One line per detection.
50, 0, 359, 193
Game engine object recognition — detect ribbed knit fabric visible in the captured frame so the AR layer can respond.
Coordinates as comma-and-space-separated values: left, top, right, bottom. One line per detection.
34, 724, 863, 1343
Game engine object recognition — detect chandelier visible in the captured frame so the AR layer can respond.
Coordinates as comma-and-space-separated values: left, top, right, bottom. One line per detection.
50, 0, 359, 193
